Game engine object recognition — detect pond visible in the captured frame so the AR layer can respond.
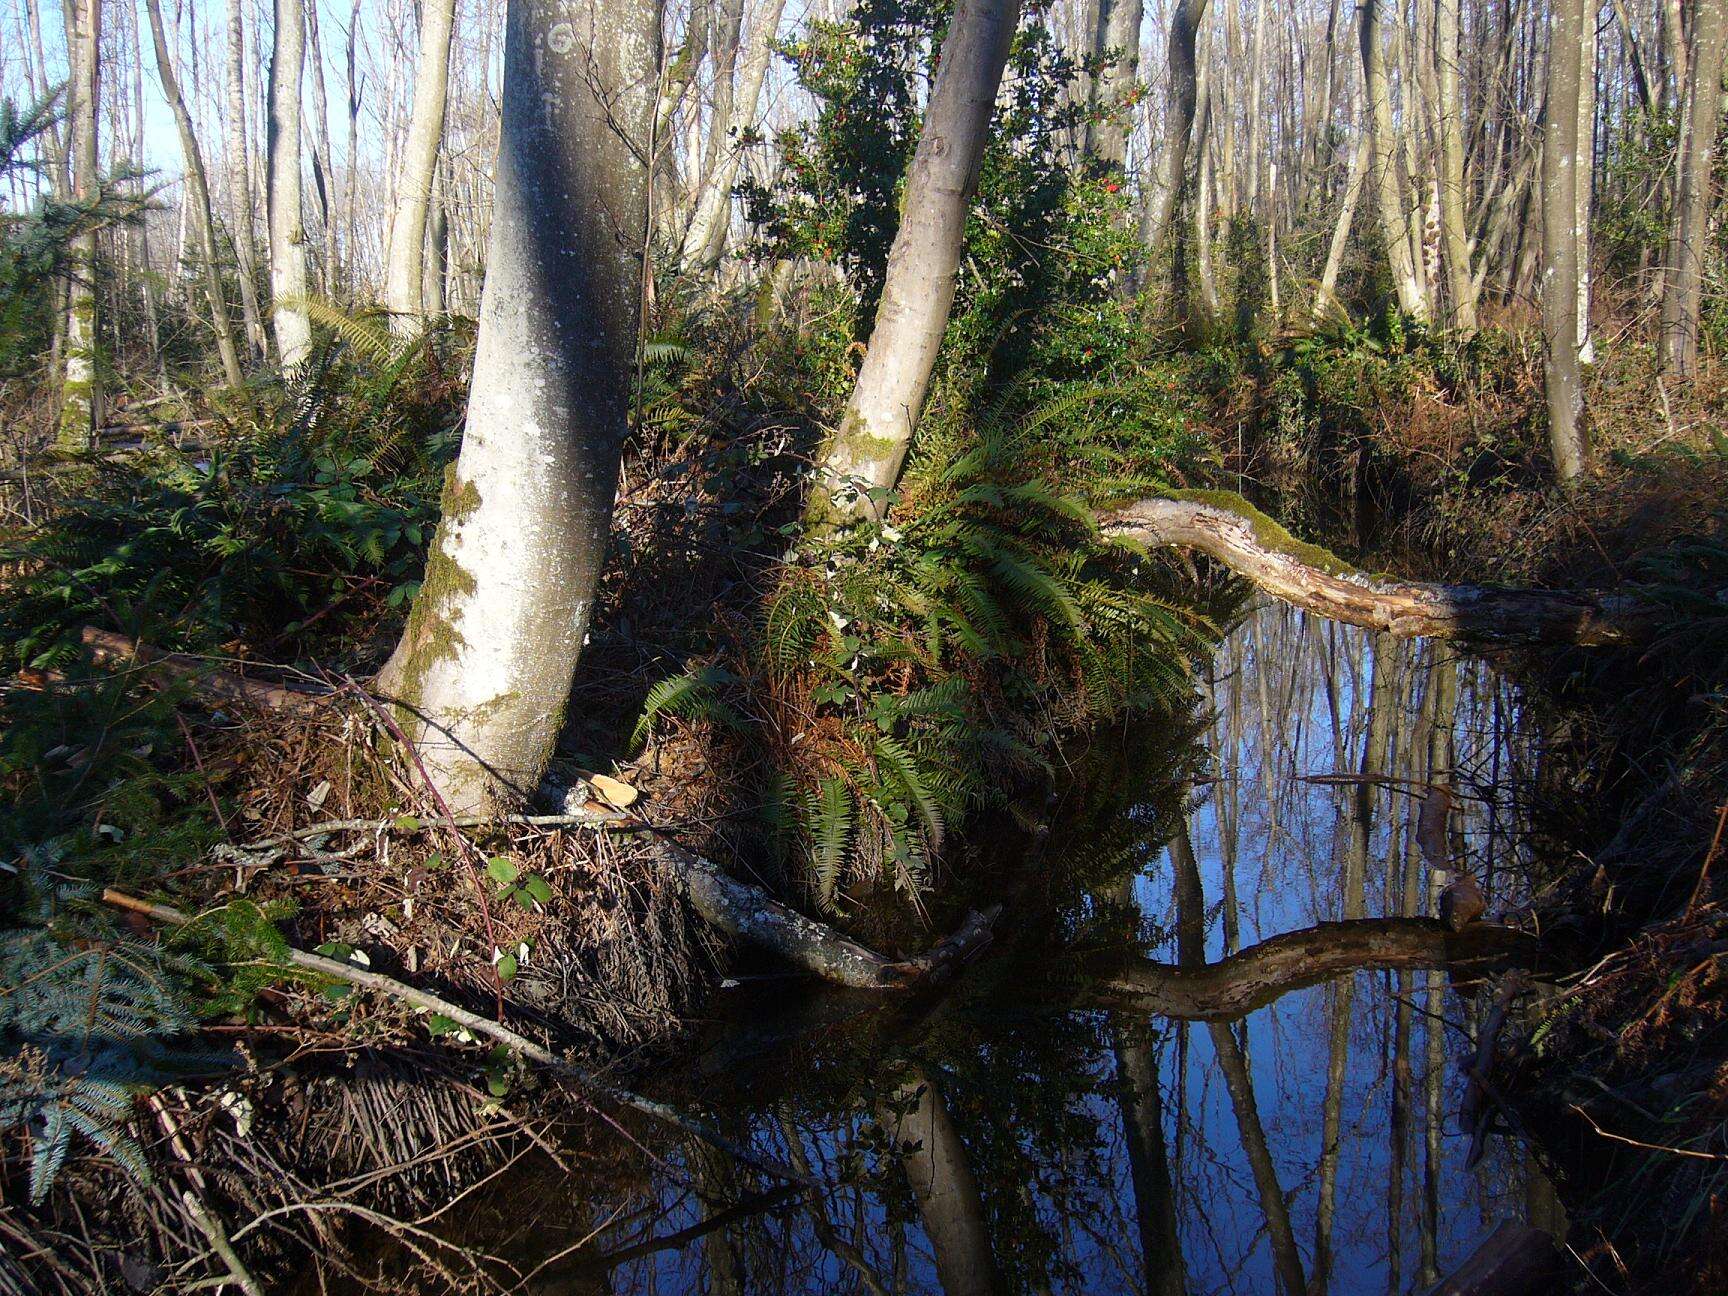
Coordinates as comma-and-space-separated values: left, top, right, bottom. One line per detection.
414, 602, 1564, 1295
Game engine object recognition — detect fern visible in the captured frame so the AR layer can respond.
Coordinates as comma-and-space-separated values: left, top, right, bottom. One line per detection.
808, 778, 854, 911
630, 665, 742, 749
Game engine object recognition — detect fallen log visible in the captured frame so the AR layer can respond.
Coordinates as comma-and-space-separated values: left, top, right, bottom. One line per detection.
655, 838, 1000, 990
79, 627, 331, 712
1418, 1220, 1563, 1296
100, 888, 815, 1188
1083, 918, 1536, 1020
1102, 492, 1647, 646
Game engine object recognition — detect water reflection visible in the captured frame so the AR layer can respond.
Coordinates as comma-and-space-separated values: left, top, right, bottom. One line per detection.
437, 600, 1555, 1295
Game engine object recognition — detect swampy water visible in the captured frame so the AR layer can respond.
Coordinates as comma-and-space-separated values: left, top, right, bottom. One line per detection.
436, 602, 1561, 1295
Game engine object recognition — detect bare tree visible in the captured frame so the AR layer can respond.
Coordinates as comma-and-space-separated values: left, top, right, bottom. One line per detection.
386, 0, 457, 332
1140, 0, 1210, 259
811, 0, 1022, 525
375, 0, 660, 812
225, 0, 268, 358
142, 0, 246, 388
58, 0, 102, 452
1543, 0, 1589, 483
267, 0, 313, 366
1084, 0, 1143, 165
1362, 0, 1427, 319
1661, 0, 1728, 375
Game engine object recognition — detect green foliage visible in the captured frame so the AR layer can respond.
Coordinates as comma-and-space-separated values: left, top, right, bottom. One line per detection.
0, 350, 461, 670
0, 865, 231, 1201
637, 374, 1207, 910
0, 90, 144, 382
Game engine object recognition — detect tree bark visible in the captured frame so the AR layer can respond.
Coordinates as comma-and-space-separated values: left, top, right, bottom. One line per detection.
1101, 494, 1645, 644
810, 0, 1022, 525
142, 0, 246, 389
1141, 0, 1210, 260
679, 0, 790, 274
1362, 0, 1428, 319
266, 0, 313, 367
58, 0, 102, 453
1086, 919, 1532, 1019
1084, 0, 1144, 166
1435, 0, 1476, 331
1541, 0, 1588, 483
374, 0, 660, 813
880, 1068, 1000, 1296
386, 0, 457, 332
226, 0, 269, 359
1661, 0, 1728, 376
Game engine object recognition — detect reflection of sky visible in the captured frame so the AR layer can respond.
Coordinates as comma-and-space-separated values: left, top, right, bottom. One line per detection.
439, 601, 1544, 1295
1129, 600, 1536, 1296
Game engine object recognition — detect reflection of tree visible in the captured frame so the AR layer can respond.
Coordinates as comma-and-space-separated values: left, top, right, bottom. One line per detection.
1315, 630, 1394, 1295
1109, 878, 1186, 1296
879, 1066, 1000, 1296
1171, 813, 1307, 1296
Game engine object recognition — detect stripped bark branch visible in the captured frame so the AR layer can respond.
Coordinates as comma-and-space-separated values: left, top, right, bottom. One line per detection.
1102, 495, 1647, 645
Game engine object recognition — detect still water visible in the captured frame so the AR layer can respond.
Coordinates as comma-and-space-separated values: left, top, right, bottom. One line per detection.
435, 602, 1557, 1295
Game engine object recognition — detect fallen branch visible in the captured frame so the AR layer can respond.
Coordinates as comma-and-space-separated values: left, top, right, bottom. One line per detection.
1084, 918, 1536, 1020
1102, 493, 1647, 645
100, 888, 815, 1188
656, 838, 1001, 990
79, 627, 332, 712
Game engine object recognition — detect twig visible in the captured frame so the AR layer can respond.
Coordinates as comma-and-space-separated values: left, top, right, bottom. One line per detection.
1568, 1103, 1728, 1161
147, 1095, 266, 1296
1684, 799, 1728, 917
101, 888, 816, 1188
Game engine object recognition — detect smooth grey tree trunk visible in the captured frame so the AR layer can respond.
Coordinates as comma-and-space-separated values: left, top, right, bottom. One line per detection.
58, 0, 101, 452
1362, 0, 1427, 320
1435, 0, 1476, 332
681, 0, 789, 274
1084, 0, 1143, 165
1542, 0, 1588, 483
1140, 0, 1210, 261
810, 0, 1022, 525
143, 0, 245, 389
1661, 0, 1728, 375
225, 0, 268, 358
386, 0, 457, 332
375, 0, 659, 814
304, 0, 342, 293
266, 0, 313, 367
881, 1067, 1000, 1296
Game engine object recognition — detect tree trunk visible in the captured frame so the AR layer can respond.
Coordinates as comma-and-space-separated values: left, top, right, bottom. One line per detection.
680, 0, 789, 274
1084, 0, 1144, 166
1435, 0, 1476, 331
143, 0, 245, 389
423, 156, 450, 317
881, 1068, 1000, 1296
810, 0, 1021, 525
374, 0, 659, 813
1661, 0, 1728, 375
1141, 0, 1211, 260
266, 0, 313, 367
225, 0, 269, 358
386, 0, 457, 333
1541, 0, 1588, 483
1315, 84, 1371, 319
58, 0, 102, 454
304, 0, 342, 293
1362, 0, 1427, 319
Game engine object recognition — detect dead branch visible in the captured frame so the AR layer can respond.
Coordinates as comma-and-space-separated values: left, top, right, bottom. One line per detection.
1102, 495, 1648, 645
1084, 918, 1536, 1020
79, 627, 332, 711
100, 888, 816, 1188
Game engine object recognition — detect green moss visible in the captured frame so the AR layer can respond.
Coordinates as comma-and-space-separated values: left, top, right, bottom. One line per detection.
1168, 489, 1368, 581
439, 465, 482, 521
391, 472, 483, 703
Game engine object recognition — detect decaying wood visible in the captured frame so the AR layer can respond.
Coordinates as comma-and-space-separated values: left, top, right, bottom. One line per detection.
79, 627, 331, 711
1102, 496, 1646, 645
1085, 918, 1535, 1020
100, 888, 815, 1188
1417, 1220, 1562, 1296
656, 837, 1001, 990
